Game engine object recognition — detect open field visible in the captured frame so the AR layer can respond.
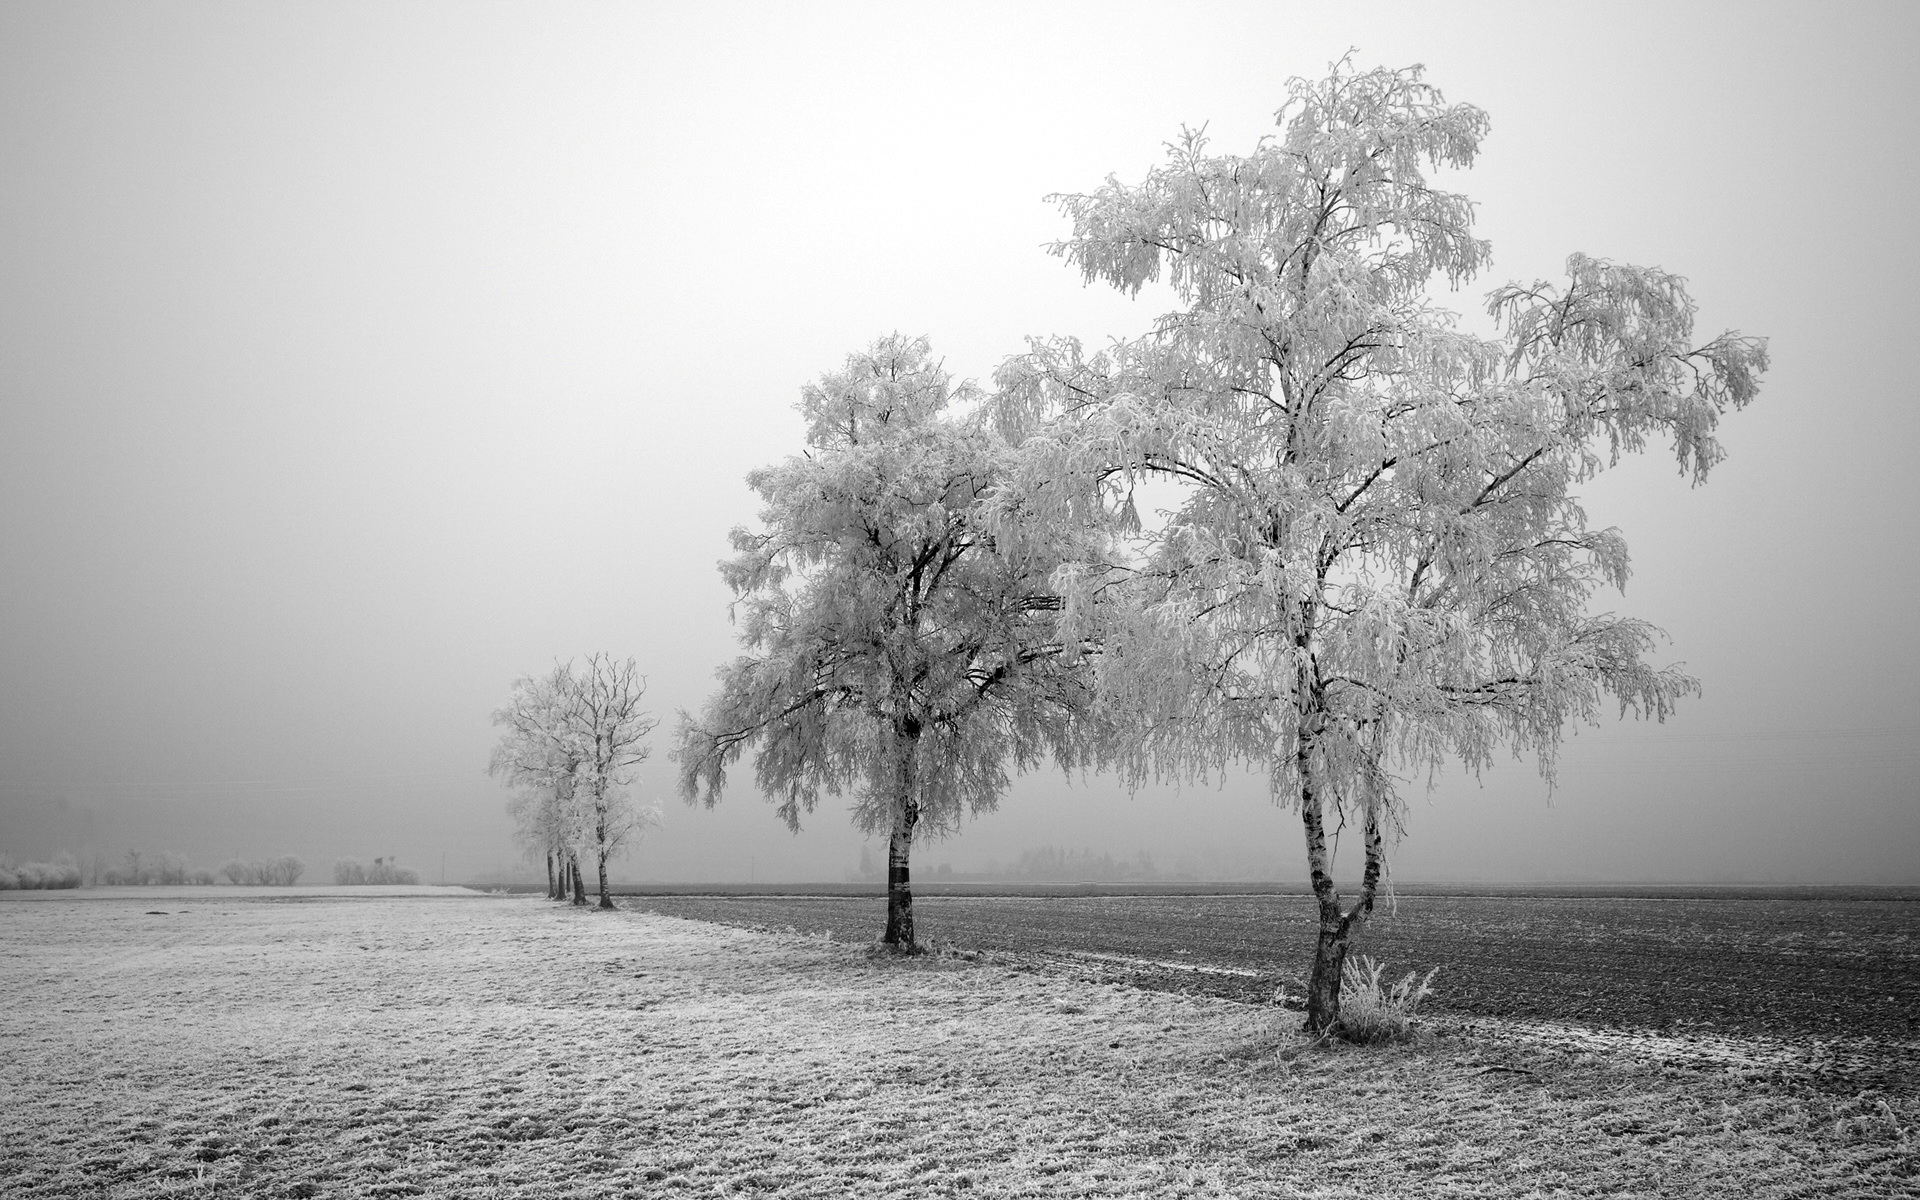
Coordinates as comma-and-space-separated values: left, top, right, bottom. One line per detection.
620, 890, 1920, 1086
2, 893, 1914, 1198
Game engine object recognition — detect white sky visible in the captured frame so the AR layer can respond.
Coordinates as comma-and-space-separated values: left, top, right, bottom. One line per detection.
2, 1, 1915, 884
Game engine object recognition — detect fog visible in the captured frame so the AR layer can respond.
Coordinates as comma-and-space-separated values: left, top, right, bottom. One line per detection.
3, 2, 1915, 886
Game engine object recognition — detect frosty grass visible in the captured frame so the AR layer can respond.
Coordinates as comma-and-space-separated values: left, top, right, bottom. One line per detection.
1, 891, 1911, 1198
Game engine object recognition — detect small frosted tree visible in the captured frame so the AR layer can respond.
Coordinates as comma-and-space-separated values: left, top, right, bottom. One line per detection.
676, 335, 1094, 948
491, 664, 587, 904
564, 653, 661, 909
492, 657, 658, 908
994, 60, 1766, 1033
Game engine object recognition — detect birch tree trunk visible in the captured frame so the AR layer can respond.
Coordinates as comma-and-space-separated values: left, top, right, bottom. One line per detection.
882, 800, 921, 948
545, 850, 557, 900
879, 725, 925, 948
882, 735, 922, 949
569, 851, 586, 906
596, 846, 613, 910
1301, 775, 1387, 1035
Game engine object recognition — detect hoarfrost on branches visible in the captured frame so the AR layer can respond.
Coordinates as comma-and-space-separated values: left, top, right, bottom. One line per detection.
676, 335, 1098, 948
491, 656, 660, 909
991, 58, 1767, 1032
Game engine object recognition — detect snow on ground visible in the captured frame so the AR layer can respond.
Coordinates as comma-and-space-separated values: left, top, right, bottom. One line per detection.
0, 884, 487, 902
1, 894, 1911, 1198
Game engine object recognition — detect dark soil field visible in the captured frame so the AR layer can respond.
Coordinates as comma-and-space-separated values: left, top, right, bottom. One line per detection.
621, 887, 1920, 1093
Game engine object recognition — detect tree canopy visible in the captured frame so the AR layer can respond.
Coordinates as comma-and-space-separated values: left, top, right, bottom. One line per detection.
991, 59, 1767, 1030
676, 334, 1095, 946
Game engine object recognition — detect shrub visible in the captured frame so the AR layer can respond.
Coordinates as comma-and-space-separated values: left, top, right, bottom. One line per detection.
333, 857, 421, 885
1335, 955, 1438, 1045
2, 855, 82, 890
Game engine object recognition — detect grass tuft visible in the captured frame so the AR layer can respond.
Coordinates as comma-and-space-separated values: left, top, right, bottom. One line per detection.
1336, 955, 1438, 1045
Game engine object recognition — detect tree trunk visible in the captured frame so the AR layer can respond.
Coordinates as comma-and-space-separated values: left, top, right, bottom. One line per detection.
882, 798, 920, 948
569, 852, 586, 906
1301, 774, 1387, 1035
596, 848, 613, 910
880, 729, 924, 950
545, 850, 557, 900
1301, 777, 1347, 1035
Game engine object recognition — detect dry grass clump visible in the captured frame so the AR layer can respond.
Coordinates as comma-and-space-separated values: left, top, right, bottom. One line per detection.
333, 856, 422, 885
1336, 954, 1439, 1044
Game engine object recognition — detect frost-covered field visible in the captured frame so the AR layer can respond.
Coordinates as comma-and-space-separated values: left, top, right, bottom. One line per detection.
2, 894, 1912, 1198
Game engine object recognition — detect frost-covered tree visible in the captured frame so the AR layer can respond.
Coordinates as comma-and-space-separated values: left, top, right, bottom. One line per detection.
492, 664, 584, 902
505, 773, 572, 900
492, 657, 660, 909
993, 60, 1766, 1033
676, 335, 1094, 949
566, 654, 661, 909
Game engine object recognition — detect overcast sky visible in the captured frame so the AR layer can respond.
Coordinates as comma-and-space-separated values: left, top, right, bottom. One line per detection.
2, 1, 1915, 885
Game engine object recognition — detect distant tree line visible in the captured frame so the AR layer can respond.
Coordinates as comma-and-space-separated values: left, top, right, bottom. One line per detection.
0, 849, 321, 887
333, 856, 420, 885
851, 845, 1178, 884
219, 856, 306, 886
0, 855, 82, 889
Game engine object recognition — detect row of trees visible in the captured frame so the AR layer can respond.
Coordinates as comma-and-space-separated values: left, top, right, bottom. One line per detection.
490, 654, 660, 909
332, 857, 420, 885
220, 855, 306, 886
672, 60, 1765, 1034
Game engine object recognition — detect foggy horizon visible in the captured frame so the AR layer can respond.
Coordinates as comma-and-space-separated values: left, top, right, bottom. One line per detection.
4, 3, 1916, 888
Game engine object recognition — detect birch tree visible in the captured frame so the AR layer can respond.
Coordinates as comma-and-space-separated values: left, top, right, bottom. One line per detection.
565, 653, 661, 910
993, 60, 1767, 1033
676, 335, 1094, 949
491, 657, 659, 908
490, 665, 584, 903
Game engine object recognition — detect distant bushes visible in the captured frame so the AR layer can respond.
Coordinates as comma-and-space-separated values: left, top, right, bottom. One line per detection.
102, 850, 217, 886
0, 854, 82, 890
220, 855, 306, 886
332, 856, 420, 885
1, 849, 306, 887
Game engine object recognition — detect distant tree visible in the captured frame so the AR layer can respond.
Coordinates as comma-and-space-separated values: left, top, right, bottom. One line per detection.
492, 664, 587, 904
491, 657, 659, 908
993, 60, 1766, 1033
676, 335, 1095, 949
505, 786, 567, 899
563, 654, 661, 909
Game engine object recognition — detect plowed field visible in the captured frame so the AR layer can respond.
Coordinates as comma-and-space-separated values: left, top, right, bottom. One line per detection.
621, 889, 1920, 1092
